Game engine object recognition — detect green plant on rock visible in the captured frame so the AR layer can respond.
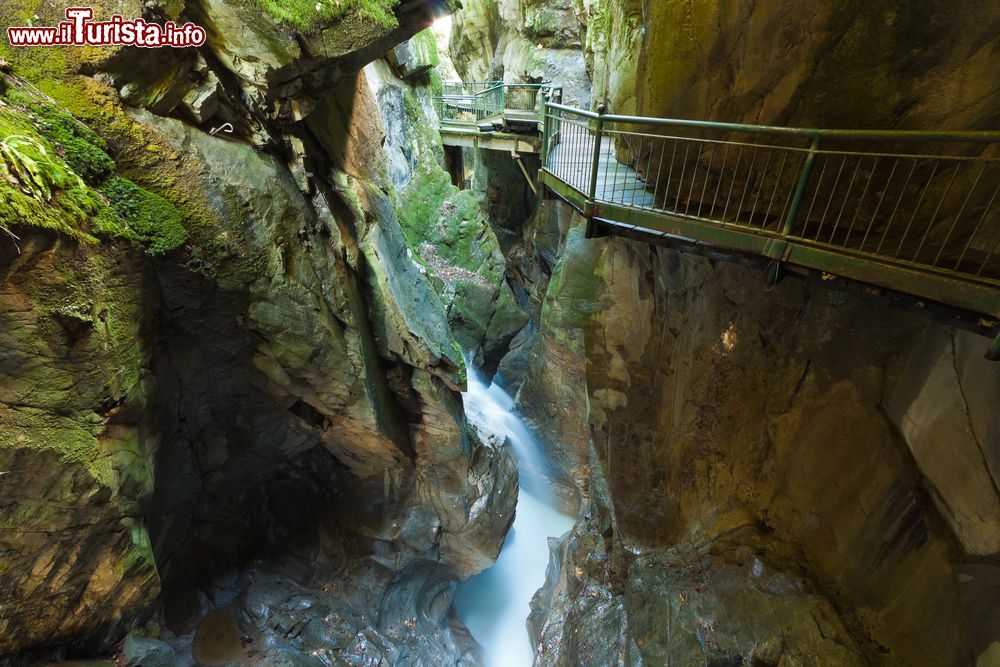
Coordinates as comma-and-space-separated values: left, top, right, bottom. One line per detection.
6, 89, 116, 185
30, 101, 115, 184
0, 124, 105, 241
249, 0, 401, 31
0, 134, 75, 200
100, 177, 187, 255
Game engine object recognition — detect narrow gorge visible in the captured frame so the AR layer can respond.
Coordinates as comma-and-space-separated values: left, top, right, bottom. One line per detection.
1, 1, 999, 666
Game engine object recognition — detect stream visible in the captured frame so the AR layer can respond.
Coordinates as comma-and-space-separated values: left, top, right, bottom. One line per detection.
453, 366, 575, 667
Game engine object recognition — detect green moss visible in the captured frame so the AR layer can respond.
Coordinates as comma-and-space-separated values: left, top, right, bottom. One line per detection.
398, 164, 453, 246
398, 163, 501, 282
0, 237, 151, 487
0, 105, 105, 241
91, 205, 138, 243
0, 38, 227, 266
119, 518, 158, 581
408, 28, 441, 68
0, 408, 103, 473
248, 0, 401, 31
9, 90, 116, 184
100, 177, 187, 255
0, 496, 58, 532
451, 339, 468, 384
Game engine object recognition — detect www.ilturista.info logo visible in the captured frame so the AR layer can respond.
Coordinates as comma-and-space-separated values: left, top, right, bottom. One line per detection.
6, 7, 206, 48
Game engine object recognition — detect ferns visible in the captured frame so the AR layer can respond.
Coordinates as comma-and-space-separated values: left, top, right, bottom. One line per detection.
0, 134, 80, 201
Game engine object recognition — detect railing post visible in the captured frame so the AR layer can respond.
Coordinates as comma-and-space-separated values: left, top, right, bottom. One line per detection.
539, 100, 551, 169
782, 135, 821, 237
588, 103, 607, 204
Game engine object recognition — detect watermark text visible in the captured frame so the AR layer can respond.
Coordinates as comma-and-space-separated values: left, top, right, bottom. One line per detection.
7, 7, 206, 48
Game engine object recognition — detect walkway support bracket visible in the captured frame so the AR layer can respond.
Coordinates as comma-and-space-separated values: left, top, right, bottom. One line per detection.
512, 152, 538, 196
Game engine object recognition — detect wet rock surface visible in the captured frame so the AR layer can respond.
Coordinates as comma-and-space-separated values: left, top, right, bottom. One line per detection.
0, 0, 518, 661
450, 1, 1000, 664
0, 231, 158, 654
515, 209, 1000, 665
4, 0, 1000, 664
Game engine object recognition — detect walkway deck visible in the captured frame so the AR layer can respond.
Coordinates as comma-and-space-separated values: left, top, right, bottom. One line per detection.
434, 83, 555, 153
547, 129, 655, 207
435, 84, 1000, 356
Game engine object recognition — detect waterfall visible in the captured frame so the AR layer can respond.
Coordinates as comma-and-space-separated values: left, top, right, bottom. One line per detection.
453, 366, 575, 667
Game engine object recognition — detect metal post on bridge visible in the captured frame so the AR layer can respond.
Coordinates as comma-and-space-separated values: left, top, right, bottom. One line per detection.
767, 135, 822, 284
539, 97, 551, 169
589, 103, 607, 202
782, 135, 822, 237
585, 103, 607, 238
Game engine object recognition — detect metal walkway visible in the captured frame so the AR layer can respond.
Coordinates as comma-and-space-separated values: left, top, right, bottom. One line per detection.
433, 81, 558, 153
434, 84, 1000, 357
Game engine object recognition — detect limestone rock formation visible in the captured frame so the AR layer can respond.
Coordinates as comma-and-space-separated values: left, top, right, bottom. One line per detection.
361, 55, 528, 373
522, 216, 997, 664
449, 0, 1000, 664
595, 1, 1000, 130
449, 0, 590, 106
888, 328, 1000, 556
0, 0, 516, 661
0, 232, 158, 654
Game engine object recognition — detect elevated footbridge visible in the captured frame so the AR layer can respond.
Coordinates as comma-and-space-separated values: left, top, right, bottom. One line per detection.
434, 83, 1000, 358
433, 81, 559, 154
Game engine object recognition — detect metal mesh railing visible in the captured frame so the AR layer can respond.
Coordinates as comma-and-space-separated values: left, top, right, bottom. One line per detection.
442, 81, 500, 95
542, 103, 1000, 285
503, 85, 544, 113
433, 82, 559, 128
541, 106, 597, 192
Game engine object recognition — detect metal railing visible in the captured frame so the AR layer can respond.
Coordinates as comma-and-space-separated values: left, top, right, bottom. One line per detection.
542, 102, 1000, 287
433, 82, 561, 128
441, 81, 501, 97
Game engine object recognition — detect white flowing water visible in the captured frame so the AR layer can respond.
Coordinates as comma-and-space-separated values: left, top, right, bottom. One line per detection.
453, 367, 575, 667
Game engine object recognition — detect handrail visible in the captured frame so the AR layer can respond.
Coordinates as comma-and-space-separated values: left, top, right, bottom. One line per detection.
540, 102, 1000, 317
433, 82, 1000, 353
544, 102, 1000, 144
434, 81, 561, 126
434, 84, 1000, 353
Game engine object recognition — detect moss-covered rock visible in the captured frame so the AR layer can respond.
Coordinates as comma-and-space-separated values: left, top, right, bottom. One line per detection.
387, 29, 441, 79
251, 0, 401, 32
448, 0, 501, 81
362, 59, 528, 371
13, 91, 116, 184
0, 0, 493, 662
100, 177, 187, 255
0, 227, 157, 654
445, 1, 1000, 663
0, 89, 114, 243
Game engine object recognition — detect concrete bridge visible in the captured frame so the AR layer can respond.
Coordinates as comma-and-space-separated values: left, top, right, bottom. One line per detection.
434, 82, 1000, 358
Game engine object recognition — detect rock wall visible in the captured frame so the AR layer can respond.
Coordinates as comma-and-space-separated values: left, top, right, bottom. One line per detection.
0, 230, 159, 655
360, 57, 528, 374
631, 1, 1000, 130
0, 0, 517, 662
449, 0, 590, 106
449, 0, 1000, 664
525, 222, 1000, 664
